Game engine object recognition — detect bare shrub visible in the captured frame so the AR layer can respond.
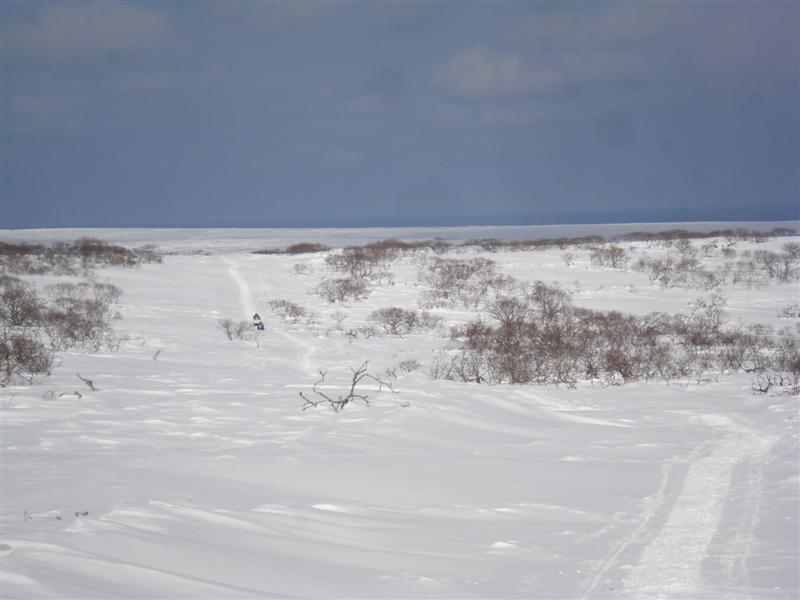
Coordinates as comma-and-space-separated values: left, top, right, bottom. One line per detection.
331, 310, 348, 331
293, 263, 311, 275
42, 281, 123, 352
0, 276, 43, 326
218, 318, 250, 340
561, 252, 576, 266
701, 241, 718, 257
420, 257, 498, 308
315, 278, 370, 303
778, 242, 800, 281
370, 307, 441, 336
269, 299, 307, 323
1, 329, 52, 384
325, 246, 396, 284
780, 304, 800, 319
398, 358, 421, 373
300, 361, 394, 411
442, 287, 795, 387
590, 245, 628, 269
429, 349, 455, 379
752, 327, 800, 394
286, 242, 329, 254
2, 239, 161, 275
674, 239, 698, 259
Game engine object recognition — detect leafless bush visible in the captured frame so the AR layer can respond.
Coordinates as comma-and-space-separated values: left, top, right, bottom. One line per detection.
721, 247, 736, 260
269, 299, 307, 323
487, 297, 530, 327
590, 245, 629, 269
526, 281, 573, 323
218, 318, 251, 340
315, 278, 370, 303
369, 307, 442, 336
325, 246, 396, 284
255, 242, 330, 255
1, 239, 161, 275
747, 244, 800, 283
300, 361, 395, 411
674, 239, 698, 259
331, 310, 348, 331
729, 260, 764, 288
420, 257, 499, 308
701, 241, 718, 257
441, 286, 794, 387
428, 349, 455, 379
286, 242, 329, 254
0, 276, 43, 326
293, 263, 312, 275
780, 304, 800, 319
1, 328, 53, 384
752, 328, 800, 394
345, 326, 379, 342
561, 252, 576, 266
398, 358, 421, 373
40, 281, 123, 352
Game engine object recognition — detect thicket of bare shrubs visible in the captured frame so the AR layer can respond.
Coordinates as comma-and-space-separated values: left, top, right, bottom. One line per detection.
633, 241, 800, 289
432, 282, 799, 392
256, 242, 330, 255
315, 278, 370, 303
1, 238, 161, 275
269, 299, 307, 323
369, 307, 442, 336
590, 245, 629, 269
613, 227, 796, 244
325, 246, 398, 284
418, 257, 515, 308
1, 275, 124, 384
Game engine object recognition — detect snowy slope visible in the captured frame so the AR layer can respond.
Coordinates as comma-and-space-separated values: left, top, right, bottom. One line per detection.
1, 227, 798, 599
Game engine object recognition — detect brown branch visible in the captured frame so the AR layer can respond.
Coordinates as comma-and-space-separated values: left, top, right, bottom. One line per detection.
299, 361, 395, 412
76, 373, 97, 391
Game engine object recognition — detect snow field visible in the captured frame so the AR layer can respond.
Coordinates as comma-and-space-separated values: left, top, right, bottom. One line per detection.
1, 227, 798, 598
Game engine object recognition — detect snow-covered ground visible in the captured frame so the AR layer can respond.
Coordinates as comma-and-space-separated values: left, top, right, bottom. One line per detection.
1, 225, 798, 599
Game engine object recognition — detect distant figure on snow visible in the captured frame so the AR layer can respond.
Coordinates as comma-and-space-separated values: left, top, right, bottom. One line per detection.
253, 313, 264, 331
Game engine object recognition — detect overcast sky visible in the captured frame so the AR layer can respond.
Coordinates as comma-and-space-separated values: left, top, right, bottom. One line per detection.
2, 0, 798, 229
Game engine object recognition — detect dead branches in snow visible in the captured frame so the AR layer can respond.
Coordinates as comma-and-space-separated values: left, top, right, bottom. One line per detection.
300, 360, 395, 412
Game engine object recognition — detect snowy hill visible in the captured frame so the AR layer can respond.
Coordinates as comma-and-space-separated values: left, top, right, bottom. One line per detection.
1, 225, 798, 598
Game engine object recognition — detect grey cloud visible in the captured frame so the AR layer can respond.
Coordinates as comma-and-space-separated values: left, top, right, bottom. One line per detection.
436, 45, 643, 102
3, 1, 171, 62
436, 47, 562, 100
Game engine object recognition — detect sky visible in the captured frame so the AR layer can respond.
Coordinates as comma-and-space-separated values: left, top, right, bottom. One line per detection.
1, 0, 798, 229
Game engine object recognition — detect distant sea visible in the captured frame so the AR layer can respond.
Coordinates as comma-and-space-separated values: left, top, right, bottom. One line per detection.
2, 220, 797, 255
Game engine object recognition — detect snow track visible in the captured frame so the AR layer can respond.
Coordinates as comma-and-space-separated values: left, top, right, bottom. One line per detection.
223, 256, 255, 319
621, 415, 778, 598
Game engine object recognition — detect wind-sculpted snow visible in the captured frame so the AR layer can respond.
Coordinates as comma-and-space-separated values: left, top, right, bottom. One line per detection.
1, 230, 798, 598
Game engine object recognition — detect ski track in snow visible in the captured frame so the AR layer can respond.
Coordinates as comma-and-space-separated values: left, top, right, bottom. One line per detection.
612, 414, 778, 598
224, 254, 316, 376
223, 256, 255, 319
